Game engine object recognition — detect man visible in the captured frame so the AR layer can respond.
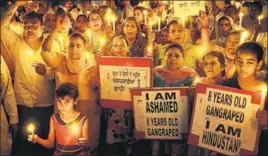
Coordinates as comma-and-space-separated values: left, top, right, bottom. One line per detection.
1, 1, 54, 155
0, 57, 19, 156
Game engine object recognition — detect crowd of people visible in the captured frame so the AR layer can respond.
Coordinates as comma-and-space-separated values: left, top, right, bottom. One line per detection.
0, 0, 267, 156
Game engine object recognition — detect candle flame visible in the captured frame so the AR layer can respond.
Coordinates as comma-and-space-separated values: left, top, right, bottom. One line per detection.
239, 12, 244, 17
27, 123, 35, 134
26, 51, 34, 56
258, 15, 264, 20
72, 123, 79, 135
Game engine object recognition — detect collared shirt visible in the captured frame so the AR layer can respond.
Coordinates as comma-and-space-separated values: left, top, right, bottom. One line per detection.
1, 5, 55, 107
1, 57, 19, 124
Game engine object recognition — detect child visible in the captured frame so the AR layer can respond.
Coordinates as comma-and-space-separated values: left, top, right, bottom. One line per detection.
221, 42, 267, 156
28, 83, 89, 155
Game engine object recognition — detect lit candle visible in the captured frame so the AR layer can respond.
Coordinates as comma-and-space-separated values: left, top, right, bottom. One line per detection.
86, 29, 92, 43
143, 10, 147, 25
258, 15, 263, 25
72, 123, 79, 141
240, 31, 248, 44
158, 16, 161, 31
58, 36, 64, 50
26, 50, 34, 56
147, 45, 153, 56
149, 21, 153, 31
182, 16, 185, 28
27, 123, 35, 140
260, 86, 267, 110
235, 2, 240, 10
112, 16, 116, 34
100, 37, 105, 52
239, 12, 244, 27
106, 8, 111, 24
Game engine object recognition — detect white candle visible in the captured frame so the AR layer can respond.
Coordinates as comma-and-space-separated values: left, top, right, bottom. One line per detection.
58, 36, 64, 50
86, 29, 92, 43
240, 31, 248, 44
158, 16, 161, 31
235, 2, 240, 10
258, 15, 263, 25
182, 16, 185, 28
147, 46, 153, 56
143, 10, 147, 25
260, 86, 267, 110
112, 16, 116, 34
27, 123, 35, 141
72, 123, 79, 141
239, 13, 244, 27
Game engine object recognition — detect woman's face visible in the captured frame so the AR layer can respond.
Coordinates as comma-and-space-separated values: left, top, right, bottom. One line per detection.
68, 37, 85, 60
203, 55, 224, 79
123, 20, 138, 39
110, 37, 129, 56
76, 16, 88, 32
165, 48, 184, 71
134, 9, 144, 24
226, 33, 240, 57
219, 19, 231, 34
89, 13, 103, 32
168, 23, 185, 44
58, 15, 71, 33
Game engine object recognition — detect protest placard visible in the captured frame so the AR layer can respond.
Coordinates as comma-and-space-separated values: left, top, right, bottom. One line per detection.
131, 87, 189, 140
188, 83, 262, 155
174, 1, 205, 17
99, 56, 152, 109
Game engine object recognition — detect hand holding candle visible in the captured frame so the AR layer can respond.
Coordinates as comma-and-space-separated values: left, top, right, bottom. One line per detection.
258, 15, 263, 25
27, 123, 37, 143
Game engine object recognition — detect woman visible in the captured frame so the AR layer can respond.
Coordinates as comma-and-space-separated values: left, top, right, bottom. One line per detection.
121, 17, 147, 57
103, 35, 151, 156
152, 43, 198, 156
192, 51, 225, 86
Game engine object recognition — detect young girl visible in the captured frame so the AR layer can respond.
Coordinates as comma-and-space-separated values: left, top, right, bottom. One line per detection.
28, 83, 89, 155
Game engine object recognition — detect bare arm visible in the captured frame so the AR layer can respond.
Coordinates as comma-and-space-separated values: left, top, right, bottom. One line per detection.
36, 117, 55, 149
41, 16, 64, 69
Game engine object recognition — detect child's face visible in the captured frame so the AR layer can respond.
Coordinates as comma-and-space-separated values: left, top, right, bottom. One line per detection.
76, 16, 88, 32
123, 20, 138, 39
110, 37, 128, 56
89, 13, 102, 32
226, 33, 240, 56
165, 48, 184, 71
235, 51, 261, 78
68, 37, 85, 60
57, 95, 76, 114
203, 55, 224, 79
168, 23, 185, 44
134, 9, 144, 24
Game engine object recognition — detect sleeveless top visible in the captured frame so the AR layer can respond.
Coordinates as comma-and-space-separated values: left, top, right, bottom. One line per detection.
52, 114, 87, 156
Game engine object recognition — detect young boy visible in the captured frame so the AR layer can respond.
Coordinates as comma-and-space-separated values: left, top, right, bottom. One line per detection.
28, 83, 89, 155
222, 42, 267, 156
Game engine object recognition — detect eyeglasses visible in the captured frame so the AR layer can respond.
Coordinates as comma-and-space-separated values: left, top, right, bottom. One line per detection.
24, 25, 39, 30
166, 53, 181, 59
